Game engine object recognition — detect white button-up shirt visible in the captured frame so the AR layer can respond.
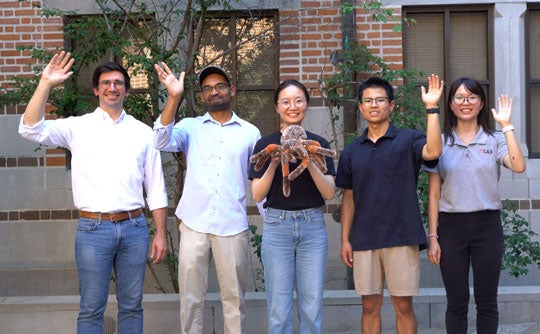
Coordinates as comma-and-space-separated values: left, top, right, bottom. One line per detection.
19, 108, 168, 212
154, 112, 260, 236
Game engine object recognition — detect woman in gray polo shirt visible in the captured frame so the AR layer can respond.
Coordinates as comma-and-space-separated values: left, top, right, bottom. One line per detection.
425, 77, 526, 334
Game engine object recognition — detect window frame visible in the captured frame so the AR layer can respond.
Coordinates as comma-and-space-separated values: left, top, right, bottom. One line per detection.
526, 4, 540, 158
196, 10, 280, 135
402, 5, 494, 115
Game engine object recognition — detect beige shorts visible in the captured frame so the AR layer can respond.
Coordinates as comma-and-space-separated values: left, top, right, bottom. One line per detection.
353, 245, 420, 296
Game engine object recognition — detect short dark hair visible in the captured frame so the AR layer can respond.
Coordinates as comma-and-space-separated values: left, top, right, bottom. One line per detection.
444, 77, 492, 144
92, 62, 131, 90
357, 77, 394, 102
274, 79, 310, 105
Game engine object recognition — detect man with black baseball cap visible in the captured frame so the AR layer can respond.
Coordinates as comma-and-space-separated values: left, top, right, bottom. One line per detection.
153, 62, 261, 334
198, 65, 231, 85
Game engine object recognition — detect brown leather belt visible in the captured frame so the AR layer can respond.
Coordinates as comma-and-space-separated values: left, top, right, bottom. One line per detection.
79, 208, 143, 221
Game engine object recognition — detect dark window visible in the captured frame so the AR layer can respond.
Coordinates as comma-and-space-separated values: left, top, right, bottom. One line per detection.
403, 6, 493, 116
196, 11, 279, 136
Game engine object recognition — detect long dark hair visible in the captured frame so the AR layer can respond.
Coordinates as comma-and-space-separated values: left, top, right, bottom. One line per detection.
274, 79, 310, 105
444, 77, 493, 144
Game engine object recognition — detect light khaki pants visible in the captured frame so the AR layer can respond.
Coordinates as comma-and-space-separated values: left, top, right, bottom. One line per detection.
178, 222, 248, 334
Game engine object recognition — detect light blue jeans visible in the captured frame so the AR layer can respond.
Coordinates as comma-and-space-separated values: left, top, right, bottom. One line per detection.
262, 207, 328, 334
75, 214, 149, 334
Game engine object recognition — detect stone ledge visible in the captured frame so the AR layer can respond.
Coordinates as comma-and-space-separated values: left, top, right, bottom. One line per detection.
1, 287, 539, 333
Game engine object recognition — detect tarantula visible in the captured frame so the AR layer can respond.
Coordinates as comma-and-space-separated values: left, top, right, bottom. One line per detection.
250, 125, 336, 197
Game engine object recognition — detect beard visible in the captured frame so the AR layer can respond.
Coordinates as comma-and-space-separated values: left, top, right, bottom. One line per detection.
204, 98, 231, 112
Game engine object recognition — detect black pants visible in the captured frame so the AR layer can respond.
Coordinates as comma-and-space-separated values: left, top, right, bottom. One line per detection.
438, 210, 503, 334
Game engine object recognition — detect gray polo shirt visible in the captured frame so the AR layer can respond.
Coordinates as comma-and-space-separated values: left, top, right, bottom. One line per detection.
424, 128, 508, 213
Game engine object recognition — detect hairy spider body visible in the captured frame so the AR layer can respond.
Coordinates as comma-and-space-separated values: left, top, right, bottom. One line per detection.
250, 125, 336, 197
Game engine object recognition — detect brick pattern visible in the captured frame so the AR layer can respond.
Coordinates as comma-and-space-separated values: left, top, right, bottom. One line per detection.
0, 0, 64, 89
1, 0, 66, 165
278, 4, 403, 99
0, 207, 178, 221
0, 156, 45, 167
1, 104, 25, 115
0, 205, 339, 221
279, 1, 343, 95
1, 201, 539, 222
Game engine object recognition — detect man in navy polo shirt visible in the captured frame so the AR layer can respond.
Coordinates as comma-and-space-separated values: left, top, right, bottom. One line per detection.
336, 75, 443, 334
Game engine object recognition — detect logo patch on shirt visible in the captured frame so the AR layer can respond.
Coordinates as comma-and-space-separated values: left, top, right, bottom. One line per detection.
478, 148, 493, 155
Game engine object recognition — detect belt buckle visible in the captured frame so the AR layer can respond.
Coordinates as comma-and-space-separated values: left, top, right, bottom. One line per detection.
110, 212, 125, 221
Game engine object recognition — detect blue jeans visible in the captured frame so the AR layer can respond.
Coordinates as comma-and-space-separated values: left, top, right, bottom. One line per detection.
75, 214, 149, 334
262, 207, 328, 334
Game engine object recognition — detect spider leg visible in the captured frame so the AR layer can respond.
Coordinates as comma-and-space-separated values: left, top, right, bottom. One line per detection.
250, 144, 280, 171
305, 142, 336, 158
281, 155, 291, 197
288, 146, 309, 181
309, 153, 328, 173
281, 148, 296, 163
289, 155, 310, 181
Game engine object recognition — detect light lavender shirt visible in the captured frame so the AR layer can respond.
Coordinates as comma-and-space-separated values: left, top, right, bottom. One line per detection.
19, 108, 168, 212
154, 112, 261, 236
424, 128, 508, 212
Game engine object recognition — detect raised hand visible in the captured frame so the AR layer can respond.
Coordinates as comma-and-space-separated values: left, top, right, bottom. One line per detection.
421, 74, 444, 108
154, 61, 185, 99
491, 95, 513, 128
42, 51, 75, 86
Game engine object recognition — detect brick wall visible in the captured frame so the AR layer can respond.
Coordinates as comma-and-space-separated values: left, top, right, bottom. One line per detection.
277, 2, 404, 104
0, 0, 65, 167
0, 0, 64, 88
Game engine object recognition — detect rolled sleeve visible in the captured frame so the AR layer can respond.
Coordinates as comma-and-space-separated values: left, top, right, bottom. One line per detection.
143, 144, 168, 211
153, 116, 176, 151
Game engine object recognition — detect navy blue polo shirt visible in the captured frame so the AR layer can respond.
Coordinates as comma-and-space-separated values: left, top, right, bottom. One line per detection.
335, 123, 437, 251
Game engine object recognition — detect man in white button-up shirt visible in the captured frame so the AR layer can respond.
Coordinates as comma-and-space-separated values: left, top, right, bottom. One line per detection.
18, 52, 168, 334
154, 63, 261, 333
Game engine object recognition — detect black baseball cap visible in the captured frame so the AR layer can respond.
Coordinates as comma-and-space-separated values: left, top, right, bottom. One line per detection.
198, 66, 231, 86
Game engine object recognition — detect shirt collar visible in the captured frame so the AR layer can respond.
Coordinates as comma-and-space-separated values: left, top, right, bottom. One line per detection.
202, 110, 241, 126
359, 123, 399, 143
450, 126, 489, 146
95, 107, 126, 123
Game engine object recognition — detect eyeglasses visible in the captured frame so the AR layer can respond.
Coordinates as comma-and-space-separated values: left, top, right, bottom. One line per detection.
278, 98, 307, 109
453, 95, 480, 105
201, 83, 230, 94
360, 96, 389, 106
99, 80, 125, 89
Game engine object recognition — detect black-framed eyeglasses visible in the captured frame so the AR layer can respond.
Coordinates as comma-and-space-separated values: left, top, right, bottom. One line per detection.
360, 96, 389, 106
99, 80, 125, 88
453, 95, 480, 105
201, 83, 230, 94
